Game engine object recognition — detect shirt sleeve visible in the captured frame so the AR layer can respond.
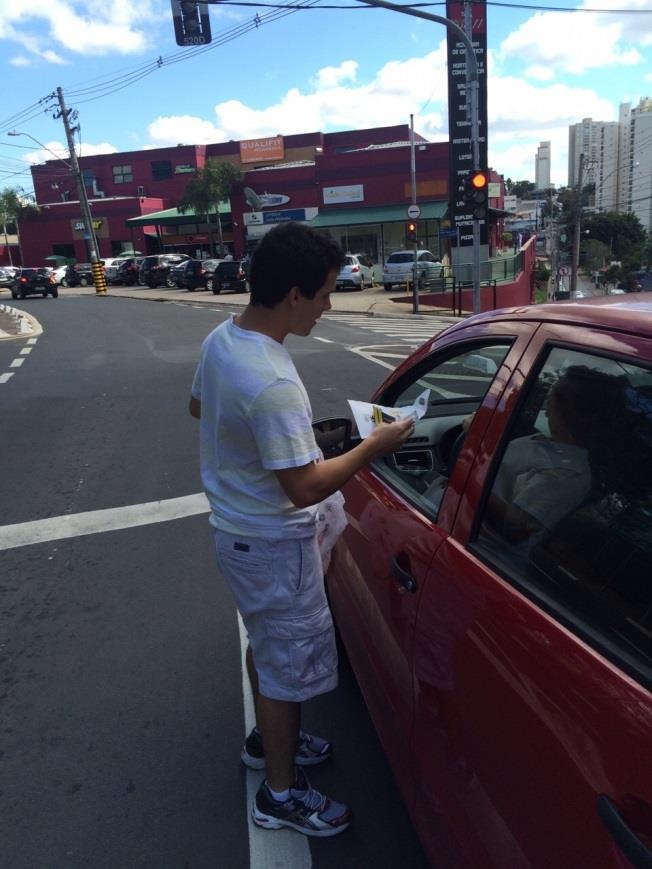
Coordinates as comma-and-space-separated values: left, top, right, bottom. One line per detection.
250, 379, 320, 470
191, 360, 202, 399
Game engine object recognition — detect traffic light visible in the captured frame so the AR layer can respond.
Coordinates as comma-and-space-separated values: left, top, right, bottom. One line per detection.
406, 221, 418, 244
171, 0, 212, 46
464, 169, 489, 220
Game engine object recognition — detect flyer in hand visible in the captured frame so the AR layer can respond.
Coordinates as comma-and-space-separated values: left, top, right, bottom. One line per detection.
347, 388, 430, 439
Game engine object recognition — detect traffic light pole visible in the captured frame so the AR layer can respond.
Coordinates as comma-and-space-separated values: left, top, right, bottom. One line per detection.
356, 0, 481, 312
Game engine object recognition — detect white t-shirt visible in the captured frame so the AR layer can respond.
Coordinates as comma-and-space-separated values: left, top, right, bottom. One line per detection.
191, 316, 321, 537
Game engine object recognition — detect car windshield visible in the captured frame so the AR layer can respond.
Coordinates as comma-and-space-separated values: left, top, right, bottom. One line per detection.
344, 256, 356, 266
388, 253, 413, 263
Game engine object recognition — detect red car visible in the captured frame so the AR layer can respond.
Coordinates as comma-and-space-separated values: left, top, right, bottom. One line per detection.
317, 296, 652, 868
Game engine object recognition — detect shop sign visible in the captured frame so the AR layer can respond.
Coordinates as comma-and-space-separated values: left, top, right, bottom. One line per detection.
263, 208, 306, 224
73, 218, 104, 232
239, 136, 284, 164
322, 185, 364, 205
175, 164, 196, 174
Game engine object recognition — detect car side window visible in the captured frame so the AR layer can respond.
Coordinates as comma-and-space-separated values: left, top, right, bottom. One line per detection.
473, 346, 652, 673
371, 342, 512, 518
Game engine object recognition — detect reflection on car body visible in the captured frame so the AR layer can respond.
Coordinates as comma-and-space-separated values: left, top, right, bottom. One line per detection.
319, 295, 652, 868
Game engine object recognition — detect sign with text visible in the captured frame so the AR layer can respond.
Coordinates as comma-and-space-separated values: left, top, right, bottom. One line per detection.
239, 136, 285, 164
322, 184, 364, 205
446, 0, 488, 246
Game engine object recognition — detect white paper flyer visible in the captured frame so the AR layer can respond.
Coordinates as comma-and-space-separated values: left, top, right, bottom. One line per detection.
347, 388, 430, 439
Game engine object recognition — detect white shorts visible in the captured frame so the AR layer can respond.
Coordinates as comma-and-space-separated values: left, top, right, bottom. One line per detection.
213, 530, 338, 702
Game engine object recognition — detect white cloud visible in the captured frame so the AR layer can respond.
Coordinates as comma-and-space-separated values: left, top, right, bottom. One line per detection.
312, 60, 358, 89
0, 0, 157, 59
19, 140, 117, 165
498, 9, 644, 76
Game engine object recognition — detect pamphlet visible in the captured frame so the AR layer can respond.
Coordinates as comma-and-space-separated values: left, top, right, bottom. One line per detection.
347, 388, 430, 439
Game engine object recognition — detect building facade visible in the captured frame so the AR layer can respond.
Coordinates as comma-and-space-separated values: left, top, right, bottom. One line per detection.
535, 141, 551, 190
618, 99, 652, 232
19, 125, 459, 267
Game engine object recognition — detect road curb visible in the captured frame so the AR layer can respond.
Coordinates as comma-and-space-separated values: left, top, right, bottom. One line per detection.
0, 303, 43, 340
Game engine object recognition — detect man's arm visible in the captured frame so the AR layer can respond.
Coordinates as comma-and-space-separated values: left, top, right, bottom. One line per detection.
189, 396, 201, 419
275, 418, 414, 508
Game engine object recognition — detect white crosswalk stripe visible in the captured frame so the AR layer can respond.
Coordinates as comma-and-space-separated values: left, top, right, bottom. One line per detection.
323, 314, 461, 344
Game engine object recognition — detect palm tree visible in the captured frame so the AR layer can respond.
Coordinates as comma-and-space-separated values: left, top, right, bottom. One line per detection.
178, 160, 242, 256
0, 187, 39, 266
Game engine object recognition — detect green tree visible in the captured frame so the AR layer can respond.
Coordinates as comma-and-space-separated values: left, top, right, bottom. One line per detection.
583, 212, 646, 270
0, 187, 39, 266
510, 179, 536, 199
178, 160, 242, 256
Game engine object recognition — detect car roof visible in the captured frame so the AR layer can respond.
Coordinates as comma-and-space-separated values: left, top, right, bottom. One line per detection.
445, 293, 652, 341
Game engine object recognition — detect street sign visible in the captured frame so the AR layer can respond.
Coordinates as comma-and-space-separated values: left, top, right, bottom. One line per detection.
407, 204, 421, 219
439, 228, 458, 238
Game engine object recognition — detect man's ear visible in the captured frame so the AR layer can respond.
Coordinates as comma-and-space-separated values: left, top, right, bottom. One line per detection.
287, 285, 302, 307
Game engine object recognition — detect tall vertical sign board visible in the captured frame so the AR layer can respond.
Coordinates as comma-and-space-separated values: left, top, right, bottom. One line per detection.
446, 0, 488, 248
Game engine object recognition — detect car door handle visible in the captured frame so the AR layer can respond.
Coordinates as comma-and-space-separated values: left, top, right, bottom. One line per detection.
596, 795, 652, 869
391, 557, 417, 593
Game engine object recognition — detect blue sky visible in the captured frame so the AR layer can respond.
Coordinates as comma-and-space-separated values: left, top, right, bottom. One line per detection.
1, 0, 650, 194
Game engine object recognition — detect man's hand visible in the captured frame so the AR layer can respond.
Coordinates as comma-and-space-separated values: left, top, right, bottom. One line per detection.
366, 417, 415, 457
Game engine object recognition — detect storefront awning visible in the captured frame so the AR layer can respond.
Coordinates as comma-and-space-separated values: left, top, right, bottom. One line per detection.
126, 202, 230, 227
307, 201, 447, 228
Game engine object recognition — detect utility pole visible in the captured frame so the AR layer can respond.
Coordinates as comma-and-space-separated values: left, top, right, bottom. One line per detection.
569, 152, 584, 298
409, 113, 419, 314
55, 87, 107, 295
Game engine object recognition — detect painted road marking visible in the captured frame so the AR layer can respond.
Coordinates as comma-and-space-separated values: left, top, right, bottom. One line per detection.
0, 373, 14, 383
1, 494, 313, 868
19, 347, 32, 355
9, 358, 24, 368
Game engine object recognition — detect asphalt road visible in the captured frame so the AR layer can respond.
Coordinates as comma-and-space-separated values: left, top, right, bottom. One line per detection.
0, 296, 431, 869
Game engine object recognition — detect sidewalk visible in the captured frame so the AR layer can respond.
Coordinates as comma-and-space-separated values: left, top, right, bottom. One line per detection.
52, 283, 463, 319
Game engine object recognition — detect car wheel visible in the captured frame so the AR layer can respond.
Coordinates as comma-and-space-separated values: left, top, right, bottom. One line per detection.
20, 292, 26, 299
79, 276, 89, 287
60, 278, 68, 288
11, 291, 18, 299
42, 291, 48, 298
384, 283, 392, 292
147, 280, 157, 289
212, 284, 221, 295
51, 287, 58, 298
206, 278, 214, 292
165, 278, 175, 289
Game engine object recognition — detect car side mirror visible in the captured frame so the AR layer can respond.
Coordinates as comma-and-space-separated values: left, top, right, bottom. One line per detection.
313, 417, 353, 458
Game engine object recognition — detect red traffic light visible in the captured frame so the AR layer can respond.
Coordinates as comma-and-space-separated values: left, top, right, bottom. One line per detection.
406, 221, 418, 243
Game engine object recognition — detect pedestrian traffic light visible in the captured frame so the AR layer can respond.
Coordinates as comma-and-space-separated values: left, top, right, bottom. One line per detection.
171, 0, 212, 46
406, 221, 418, 244
464, 169, 489, 220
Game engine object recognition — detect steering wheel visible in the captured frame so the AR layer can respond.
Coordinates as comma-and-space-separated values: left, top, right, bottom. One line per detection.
439, 425, 467, 476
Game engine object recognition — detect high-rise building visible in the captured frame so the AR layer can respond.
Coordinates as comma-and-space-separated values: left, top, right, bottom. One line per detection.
618, 99, 652, 232
535, 141, 551, 190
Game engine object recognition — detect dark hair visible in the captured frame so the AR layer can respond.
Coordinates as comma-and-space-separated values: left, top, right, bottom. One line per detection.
248, 222, 345, 308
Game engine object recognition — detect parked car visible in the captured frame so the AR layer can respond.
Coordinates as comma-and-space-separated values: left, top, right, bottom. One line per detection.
0, 267, 16, 289
169, 258, 214, 291
382, 249, 443, 292
10, 267, 58, 298
315, 295, 652, 869
336, 253, 374, 291
139, 254, 190, 288
109, 257, 143, 286
59, 263, 93, 288
209, 259, 247, 294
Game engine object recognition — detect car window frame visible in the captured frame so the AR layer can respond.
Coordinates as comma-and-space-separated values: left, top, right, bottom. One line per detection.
463, 329, 652, 689
364, 325, 535, 529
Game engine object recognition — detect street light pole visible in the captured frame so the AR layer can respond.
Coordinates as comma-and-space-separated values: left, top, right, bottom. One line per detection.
355, 0, 482, 312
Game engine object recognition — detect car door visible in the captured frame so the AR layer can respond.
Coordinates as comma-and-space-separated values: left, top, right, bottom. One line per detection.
328, 321, 535, 815
412, 323, 652, 868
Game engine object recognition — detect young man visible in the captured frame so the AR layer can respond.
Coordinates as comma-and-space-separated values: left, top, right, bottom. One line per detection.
189, 222, 414, 838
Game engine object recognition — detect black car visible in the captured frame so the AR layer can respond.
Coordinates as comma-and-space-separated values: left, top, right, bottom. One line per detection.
60, 263, 93, 288
110, 258, 143, 286
139, 254, 189, 289
11, 267, 58, 299
170, 259, 212, 291
210, 260, 247, 295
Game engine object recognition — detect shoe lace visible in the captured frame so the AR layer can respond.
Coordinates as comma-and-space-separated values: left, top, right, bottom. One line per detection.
299, 785, 327, 813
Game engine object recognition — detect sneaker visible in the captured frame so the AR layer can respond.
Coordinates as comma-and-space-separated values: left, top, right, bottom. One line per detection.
252, 768, 352, 838
241, 727, 332, 770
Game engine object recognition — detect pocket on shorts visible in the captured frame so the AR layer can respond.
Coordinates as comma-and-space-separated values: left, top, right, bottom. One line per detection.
267, 605, 338, 688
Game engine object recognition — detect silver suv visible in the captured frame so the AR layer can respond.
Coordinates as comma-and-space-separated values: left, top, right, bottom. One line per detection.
382, 250, 442, 292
